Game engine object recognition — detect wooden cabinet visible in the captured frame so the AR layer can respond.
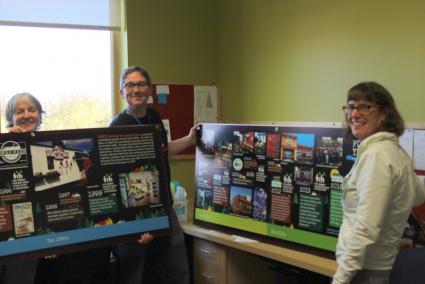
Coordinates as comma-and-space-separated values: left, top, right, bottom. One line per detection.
184, 223, 335, 283
193, 238, 277, 284
193, 238, 226, 283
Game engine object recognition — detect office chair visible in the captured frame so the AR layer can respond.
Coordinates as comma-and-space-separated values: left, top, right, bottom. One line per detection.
390, 247, 425, 284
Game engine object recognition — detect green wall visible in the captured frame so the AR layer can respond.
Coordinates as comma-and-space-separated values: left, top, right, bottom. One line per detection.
124, 0, 218, 198
126, 0, 218, 82
217, 0, 425, 123
124, 0, 425, 197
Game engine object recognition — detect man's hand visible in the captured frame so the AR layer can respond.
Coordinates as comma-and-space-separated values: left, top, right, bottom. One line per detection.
137, 232, 154, 244
188, 123, 201, 145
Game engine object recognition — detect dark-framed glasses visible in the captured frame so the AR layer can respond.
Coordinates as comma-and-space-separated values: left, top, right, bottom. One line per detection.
123, 81, 150, 90
342, 104, 377, 114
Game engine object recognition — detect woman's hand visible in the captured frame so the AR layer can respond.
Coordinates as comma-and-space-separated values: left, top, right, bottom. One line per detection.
8, 126, 25, 133
137, 232, 154, 244
44, 254, 58, 260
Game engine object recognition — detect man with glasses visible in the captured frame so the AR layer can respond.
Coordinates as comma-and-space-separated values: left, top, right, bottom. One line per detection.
110, 66, 197, 284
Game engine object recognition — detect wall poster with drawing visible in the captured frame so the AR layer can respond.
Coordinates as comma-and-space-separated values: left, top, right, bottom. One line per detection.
194, 123, 357, 253
0, 125, 172, 263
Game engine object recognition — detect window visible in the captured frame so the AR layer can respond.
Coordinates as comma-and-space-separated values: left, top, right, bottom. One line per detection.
0, 25, 114, 132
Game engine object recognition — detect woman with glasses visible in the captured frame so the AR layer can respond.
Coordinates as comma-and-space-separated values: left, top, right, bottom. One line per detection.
332, 82, 425, 284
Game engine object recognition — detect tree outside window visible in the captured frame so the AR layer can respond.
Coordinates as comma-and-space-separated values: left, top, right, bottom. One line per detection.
0, 25, 113, 132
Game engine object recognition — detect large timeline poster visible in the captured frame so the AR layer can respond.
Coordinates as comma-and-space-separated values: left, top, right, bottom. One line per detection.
0, 125, 172, 263
194, 123, 357, 252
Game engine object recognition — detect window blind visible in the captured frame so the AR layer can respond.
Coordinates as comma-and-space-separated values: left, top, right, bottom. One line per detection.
0, 0, 121, 30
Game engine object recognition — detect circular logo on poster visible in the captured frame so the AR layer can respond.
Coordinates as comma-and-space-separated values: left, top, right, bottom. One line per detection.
233, 158, 243, 171
0, 141, 25, 163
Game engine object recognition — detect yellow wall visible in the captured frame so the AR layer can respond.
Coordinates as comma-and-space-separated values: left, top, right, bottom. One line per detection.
125, 0, 218, 82
124, 0, 425, 197
124, 0, 218, 198
217, 0, 425, 123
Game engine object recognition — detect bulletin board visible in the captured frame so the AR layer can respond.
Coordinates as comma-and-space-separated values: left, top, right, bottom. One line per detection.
402, 123, 425, 242
151, 83, 220, 159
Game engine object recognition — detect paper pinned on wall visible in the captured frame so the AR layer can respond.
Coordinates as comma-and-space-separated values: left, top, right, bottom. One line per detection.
414, 130, 425, 171
194, 85, 217, 123
162, 119, 172, 142
156, 85, 170, 95
158, 93, 168, 104
400, 128, 414, 158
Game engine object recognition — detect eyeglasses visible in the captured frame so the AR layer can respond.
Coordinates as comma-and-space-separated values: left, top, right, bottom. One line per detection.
123, 81, 150, 90
342, 104, 378, 114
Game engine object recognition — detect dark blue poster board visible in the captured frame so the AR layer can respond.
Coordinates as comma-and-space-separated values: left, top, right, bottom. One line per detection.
194, 123, 357, 253
0, 125, 172, 263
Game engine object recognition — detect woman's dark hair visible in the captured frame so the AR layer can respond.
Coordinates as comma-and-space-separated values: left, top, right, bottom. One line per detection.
120, 66, 152, 89
5, 92, 44, 128
343, 82, 405, 138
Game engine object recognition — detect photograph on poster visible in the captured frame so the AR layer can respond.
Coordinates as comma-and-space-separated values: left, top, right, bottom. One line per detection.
31, 139, 94, 192
252, 187, 268, 221
294, 165, 314, 186
254, 132, 266, 156
281, 133, 315, 164
213, 147, 232, 168
12, 202, 35, 237
196, 188, 213, 210
118, 164, 160, 208
233, 131, 254, 154
230, 185, 252, 217
315, 136, 344, 167
266, 133, 280, 159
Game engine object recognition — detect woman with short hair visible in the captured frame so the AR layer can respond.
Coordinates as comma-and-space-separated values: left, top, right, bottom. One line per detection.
1, 92, 43, 283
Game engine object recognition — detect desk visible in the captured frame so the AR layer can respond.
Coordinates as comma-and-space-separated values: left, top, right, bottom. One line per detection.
182, 223, 337, 280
